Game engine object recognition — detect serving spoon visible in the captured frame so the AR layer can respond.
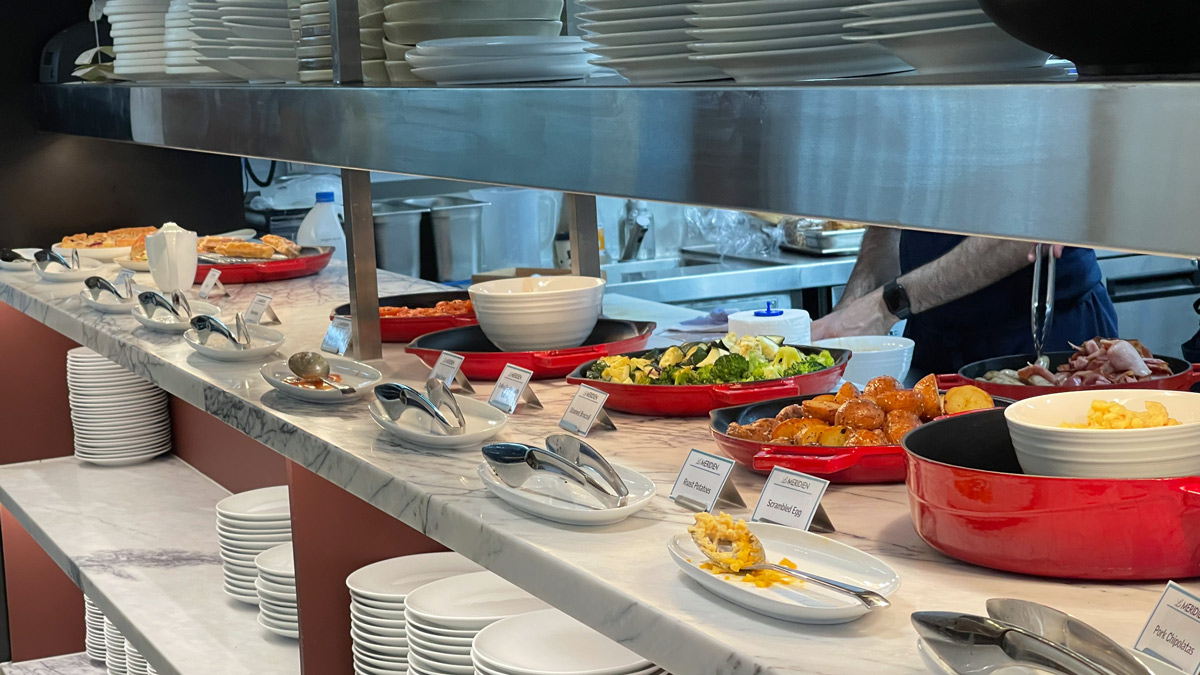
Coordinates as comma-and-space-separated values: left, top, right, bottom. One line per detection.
287, 351, 355, 395
691, 527, 890, 610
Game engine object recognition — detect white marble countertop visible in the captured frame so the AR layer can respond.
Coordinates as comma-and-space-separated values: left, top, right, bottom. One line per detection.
2, 653, 102, 675
0, 262, 1171, 675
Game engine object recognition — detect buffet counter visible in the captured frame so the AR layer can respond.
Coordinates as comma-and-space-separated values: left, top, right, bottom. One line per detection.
0, 263, 1170, 675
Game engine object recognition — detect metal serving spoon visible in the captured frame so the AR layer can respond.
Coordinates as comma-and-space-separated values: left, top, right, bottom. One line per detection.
482, 442, 623, 509
34, 249, 77, 270
913, 612, 1107, 675
374, 381, 466, 434
84, 276, 134, 302
190, 314, 252, 350
0, 248, 32, 263
287, 351, 355, 395
692, 527, 890, 610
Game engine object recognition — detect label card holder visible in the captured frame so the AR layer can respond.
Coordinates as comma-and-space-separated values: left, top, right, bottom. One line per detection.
429, 351, 475, 394
670, 449, 746, 512
244, 292, 280, 325
114, 269, 136, 296
197, 269, 226, 300
751, 467, 835, 534
1135, 582, 1200, 675
321, 316, 353, 356
488, 364, 542, 414
559, 384, 616, 436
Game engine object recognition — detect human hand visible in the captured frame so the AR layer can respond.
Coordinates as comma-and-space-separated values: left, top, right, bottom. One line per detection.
810, 289, 898, 341
1027, 244, 1064, 263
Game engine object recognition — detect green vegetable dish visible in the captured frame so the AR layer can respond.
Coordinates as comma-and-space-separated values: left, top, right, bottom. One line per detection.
584, 334, 836, 386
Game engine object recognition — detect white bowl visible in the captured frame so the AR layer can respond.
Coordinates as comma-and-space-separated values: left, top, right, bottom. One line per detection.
813, 335, 914, 384
468, 276, 606, 352
33, 257, 105, 283
132, 301, 221, 333
183, 324, 286, 361
1004, 390, 1200, 479
259, 356, 382, 402
368, 396, 506, 449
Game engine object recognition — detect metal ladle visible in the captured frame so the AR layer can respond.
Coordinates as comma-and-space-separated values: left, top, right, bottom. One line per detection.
287, 351, 355, 395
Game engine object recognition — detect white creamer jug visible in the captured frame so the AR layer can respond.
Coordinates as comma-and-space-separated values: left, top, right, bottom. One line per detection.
146, 222, 198, 293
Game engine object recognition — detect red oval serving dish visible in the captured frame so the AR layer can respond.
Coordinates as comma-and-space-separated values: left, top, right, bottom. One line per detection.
406, 319, 656, 381
565, 346, 850, 418
331, 291, 476, 343
903, 408, 1200, 580
938, 350, 1200, 401
193, 246, 333, 285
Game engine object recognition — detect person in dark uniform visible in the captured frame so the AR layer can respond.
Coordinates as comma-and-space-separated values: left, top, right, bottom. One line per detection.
810, 229, 1119, 376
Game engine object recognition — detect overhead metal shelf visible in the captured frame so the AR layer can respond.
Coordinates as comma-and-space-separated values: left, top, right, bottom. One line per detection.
35, 80, 1200, 258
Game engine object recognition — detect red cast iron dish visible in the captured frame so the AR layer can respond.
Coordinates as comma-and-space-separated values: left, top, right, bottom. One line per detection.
406, 319, 656, 381
903, 408, 1200, 580
710, 393, 1012, 483
192, 246, 334, 285
565, 346, 850, 417
331, 291, 476, 343
937, 350, 1200, 401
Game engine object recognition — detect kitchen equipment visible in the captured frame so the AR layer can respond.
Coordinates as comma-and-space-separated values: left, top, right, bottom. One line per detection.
192, 245, 333, 284
286, 351, 357, 395
468, 187, 558, 271
985, 599, 1156, 675
902, 408, 1200, 579
911, 612, 1110, 675
975, 0, 1200, 78
41, 22, 112, 83
937, 351, 1200, 401
372, 199, 427, 277
403, 196, 488, 282
481, 442, 626, 509
1031, 242, 1056, 361
814, 335, 914, 384
332, 290, 476, 343
1004, 389, 1200, 479
568, 344, 850, 417
405, 319, 655, 380
260, 356, 382, 403
374, 380, 467, 434
146, 221, 199, 293
618, 199, 654, 261
468, 275, 606, 352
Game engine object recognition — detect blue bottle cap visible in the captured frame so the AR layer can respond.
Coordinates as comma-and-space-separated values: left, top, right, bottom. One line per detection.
315, 192, 335, 203
754, 301, 784, 317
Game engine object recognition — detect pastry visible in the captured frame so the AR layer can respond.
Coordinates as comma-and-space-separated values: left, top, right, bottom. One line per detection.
261, 234, 301, 258
197, 236, 240, 253
215, 241, 275, 259
130, 235, 148, 262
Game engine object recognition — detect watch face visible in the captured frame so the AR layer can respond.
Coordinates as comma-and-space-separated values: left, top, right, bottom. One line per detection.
885, 282, 910, 318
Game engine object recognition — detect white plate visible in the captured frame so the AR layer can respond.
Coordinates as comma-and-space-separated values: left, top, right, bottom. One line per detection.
351, 604, 405, 628
689, 31, 846, 53
843, 8, 986, 33
579, 14, 690, 33
347, 552, 482, 602
844, 21, 1049, 74
590, 52, 726, 83
842, 0, 980, 19
368, 396, 506, 449
477, 461, 656, 526
216, 485, 290, 521
412, 36, 586, 58
667, 521, 900, 623
383, 19, 561, 44
409, 55, 599, 83
408, 640, 472, 665
584, 41, 692, 58
259, 356, 382, 402
76, 450, 170, 466
114, 257, 152, 271
354, 617, 409, 639
219, 529, 291, 545
353, 626, 411, 653
577, 4, 691, 21
255, 542, 294, 577
217, 520, 289, 536
473, 608, 651, 675
685, 5, 848, 26
405, 50, 588, 68
257, 613, 299, 639
403, 571, 550, 631
33, 257, 105, 283
685, 15, 846, 38
384, 0, 562, 21
229, 55, 299, 80
690, 42, 911, 82
404, 623, 468, 647
79, 290, 138, 314
689, 0, 853, 14
132, 301, 221, 333
226, 23, 294, 40
352, 601, 408, 621
580, 0, 689, 8
217, 514, 290, 530
353, 647, 408, 671
578, 27, 691, 46
183, 324, 286, 361
256, 578, 297, 601
407, 650, 472, 675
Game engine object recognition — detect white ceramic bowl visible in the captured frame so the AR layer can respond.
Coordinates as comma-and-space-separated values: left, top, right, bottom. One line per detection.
132, 301, 222, 334
1004, 390, 1200, 479
33, 257, 105, 283
813, 335, 914, 384
468, 276, 606, 352
259, 356, 382, 402
183, 324, 286, 361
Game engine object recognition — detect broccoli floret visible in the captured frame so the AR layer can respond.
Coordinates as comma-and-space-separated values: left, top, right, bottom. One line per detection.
673, 368, 701, 386
711, 353, 751, 382
695, 365, 717, 384
586, 359, 608, 380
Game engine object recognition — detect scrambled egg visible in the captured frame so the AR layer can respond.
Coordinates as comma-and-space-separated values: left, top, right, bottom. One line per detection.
1060, 400, 1181, 429
688, 512, 800, 589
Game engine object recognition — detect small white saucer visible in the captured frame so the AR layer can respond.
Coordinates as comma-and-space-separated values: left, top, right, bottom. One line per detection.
260, 356, 382, 402
369, 396, 506, 449
132, 300, 222, 333
183, 324, 285, 361
33, 257, 104, 283
477, 461, 656, 526
115, 257, 151, 271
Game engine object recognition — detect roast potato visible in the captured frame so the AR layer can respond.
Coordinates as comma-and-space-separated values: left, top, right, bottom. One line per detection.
875, 389, 923, 415
863, 375, 901, 401
884, 410, 922, 445
801, 398, 842, 424
944, 385, 995, 415
913, 373, 943, 420
834, 399, 885, 430
773, 417, 826, 440
847, 429, 887, 446
835, 382, 861, 403
796, 424, 828, 446
818, 425, 851, 447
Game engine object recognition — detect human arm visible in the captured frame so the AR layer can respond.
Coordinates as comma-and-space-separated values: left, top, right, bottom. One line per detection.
834, 226, 900, 308
811, 236, 1035, 340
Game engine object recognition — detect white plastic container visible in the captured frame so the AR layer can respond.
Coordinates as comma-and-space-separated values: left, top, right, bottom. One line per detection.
297, 191, 346, 258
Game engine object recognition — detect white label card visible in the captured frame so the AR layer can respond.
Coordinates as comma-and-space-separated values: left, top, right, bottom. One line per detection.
431, 351, 466, 386
244, 293, 274, 325
669, 449, 744, 512
1136, 582, 1200, 674
559, 384, 613, 436
115, 268, 136, 285
198, 269, 222, 300
751, 467, 830, 531
489, 364, 538, 414
321, 316, 353, 356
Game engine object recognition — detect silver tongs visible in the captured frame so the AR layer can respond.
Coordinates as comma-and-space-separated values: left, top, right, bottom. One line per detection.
374, 378, 466, 435
84, 276, 134, 302
0, 248, 32, 263
914, 612, 1108, 675
482, 436, 629, 509
1031, 243, 1056, 359
34, 249, 78, 270
138, 290, 194, 321
190, 313, 253, 350
986, 599, 1153, 675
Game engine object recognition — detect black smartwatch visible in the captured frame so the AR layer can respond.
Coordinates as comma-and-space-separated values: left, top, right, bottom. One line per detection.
882, 280, 912, 320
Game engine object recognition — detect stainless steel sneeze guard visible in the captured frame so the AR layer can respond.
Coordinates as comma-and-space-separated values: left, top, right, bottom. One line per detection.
35, 81, 1200, 258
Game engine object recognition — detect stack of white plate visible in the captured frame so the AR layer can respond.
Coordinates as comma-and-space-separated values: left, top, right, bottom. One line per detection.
403, 571, 551, 675
85, 595, 106, 663
577, 0, 724, 83
681, 0, 911, 82
842, 0, 1049, 75
216, 485, 292, 605
105, 0, 171, 80
383, 3, 561, 58
124, 640, 149, 675
295, 0, 388, 83
67, 347, 171, 467
405, 36, 600, 84
346, 552, 483, 675
255, 542, 299, 639
194, 0, 299, 81
165, 0, 226, 77
473, 609, 663, 675
104, 618, 127, 675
